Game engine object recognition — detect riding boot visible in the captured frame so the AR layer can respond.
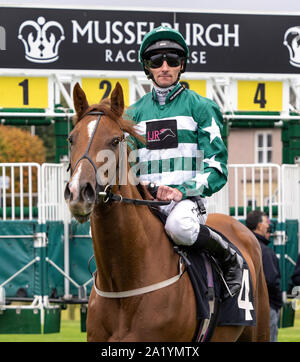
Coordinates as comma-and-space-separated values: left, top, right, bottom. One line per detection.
193, 224, 244, 299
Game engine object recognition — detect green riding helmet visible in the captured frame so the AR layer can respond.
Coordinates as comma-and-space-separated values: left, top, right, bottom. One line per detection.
139, 26, 189, 79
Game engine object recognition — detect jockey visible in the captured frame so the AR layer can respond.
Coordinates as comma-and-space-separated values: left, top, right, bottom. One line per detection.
127, 26, 243, 298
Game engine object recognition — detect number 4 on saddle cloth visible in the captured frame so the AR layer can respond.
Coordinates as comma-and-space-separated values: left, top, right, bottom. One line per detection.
151, 208, 256, 342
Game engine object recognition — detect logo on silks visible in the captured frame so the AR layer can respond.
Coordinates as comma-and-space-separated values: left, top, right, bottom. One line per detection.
283, 26, 300, 68
18, 16, 65, 63
146, 119, 178, 150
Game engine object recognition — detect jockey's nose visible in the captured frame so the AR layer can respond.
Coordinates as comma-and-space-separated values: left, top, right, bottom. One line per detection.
161, 60, 169, 70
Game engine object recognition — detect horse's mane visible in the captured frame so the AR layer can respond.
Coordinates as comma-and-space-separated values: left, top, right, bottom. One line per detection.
73, 98, 145, 145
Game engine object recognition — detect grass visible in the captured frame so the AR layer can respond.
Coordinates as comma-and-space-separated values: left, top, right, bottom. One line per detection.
278, 308, 300, 342
0, 307, 299, 342
0, 306, 87, 342
0, 320, 86, 342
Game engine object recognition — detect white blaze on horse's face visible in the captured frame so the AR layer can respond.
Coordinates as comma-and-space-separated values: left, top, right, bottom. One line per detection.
68, 164, 82, 201
88, 119, 97, 139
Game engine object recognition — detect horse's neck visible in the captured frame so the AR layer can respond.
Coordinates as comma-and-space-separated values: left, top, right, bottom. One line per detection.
90, 185, 176, 293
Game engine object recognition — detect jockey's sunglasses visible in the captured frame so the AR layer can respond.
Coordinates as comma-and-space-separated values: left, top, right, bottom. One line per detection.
144, 53, 182, 69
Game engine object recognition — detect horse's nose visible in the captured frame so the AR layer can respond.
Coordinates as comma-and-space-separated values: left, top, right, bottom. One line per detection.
80, 182, 96, 203
64, 181, 96, 204
64, 182, 72, 201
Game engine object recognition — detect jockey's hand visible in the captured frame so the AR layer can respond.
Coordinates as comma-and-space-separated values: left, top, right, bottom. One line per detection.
156, 185, 183, 202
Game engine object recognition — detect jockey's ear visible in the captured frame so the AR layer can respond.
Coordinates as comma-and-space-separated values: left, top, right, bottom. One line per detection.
73, 83, 89, 123
110, 82, 124, 118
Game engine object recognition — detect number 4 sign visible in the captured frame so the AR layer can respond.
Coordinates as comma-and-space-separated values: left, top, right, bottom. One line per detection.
237, 80, 285, 112
238, 269, 254, 321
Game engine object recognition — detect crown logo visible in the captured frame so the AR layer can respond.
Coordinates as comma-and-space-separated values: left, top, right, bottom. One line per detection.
283, 26, 300, 68
18, 16, 65, 63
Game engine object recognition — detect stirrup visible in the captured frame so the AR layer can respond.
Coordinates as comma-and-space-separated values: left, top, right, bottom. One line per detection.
207, 255, 234, 298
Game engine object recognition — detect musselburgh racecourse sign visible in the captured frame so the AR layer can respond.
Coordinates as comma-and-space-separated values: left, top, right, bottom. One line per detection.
0, 7, 300, 73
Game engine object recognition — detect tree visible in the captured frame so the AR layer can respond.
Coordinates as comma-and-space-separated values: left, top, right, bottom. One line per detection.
0, 125, 46, 163
0, 125, 46, 209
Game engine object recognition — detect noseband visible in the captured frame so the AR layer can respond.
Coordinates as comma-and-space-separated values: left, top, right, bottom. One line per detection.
72, 111, 104, 177
68, 111, 170, 207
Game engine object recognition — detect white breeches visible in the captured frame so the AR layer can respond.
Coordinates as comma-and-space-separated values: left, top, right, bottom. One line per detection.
159, 198, 208, 246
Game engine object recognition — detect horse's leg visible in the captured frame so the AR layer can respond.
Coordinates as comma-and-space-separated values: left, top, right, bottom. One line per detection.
86, 290, 111, 342
210, 326, 244, 342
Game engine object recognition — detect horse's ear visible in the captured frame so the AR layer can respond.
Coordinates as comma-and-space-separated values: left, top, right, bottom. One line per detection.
73, 83, 89, 122
110, 82, 124, 117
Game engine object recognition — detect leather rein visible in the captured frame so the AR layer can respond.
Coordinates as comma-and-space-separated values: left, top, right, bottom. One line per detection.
68, 111, 170, 207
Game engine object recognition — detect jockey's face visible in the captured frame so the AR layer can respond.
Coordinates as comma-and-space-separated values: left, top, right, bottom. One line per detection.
147, 52, 183, 88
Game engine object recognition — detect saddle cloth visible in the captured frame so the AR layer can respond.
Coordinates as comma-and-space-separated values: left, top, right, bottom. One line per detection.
178, 230, 257, 327
151, 207, 256, 340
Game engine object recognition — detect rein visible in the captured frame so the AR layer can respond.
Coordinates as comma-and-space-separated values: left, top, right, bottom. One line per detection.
99, 185, 171, 206
69, 111, 170, 207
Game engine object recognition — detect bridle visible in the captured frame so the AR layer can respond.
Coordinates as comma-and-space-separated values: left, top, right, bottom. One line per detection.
70, 111, 104, 178
68, 111, 170, 206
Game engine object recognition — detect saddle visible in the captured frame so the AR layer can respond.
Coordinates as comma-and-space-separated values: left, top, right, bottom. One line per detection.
150, 206, 256, 342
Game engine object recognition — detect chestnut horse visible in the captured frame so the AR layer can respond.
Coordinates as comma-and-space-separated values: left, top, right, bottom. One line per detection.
64, 82, 270, 342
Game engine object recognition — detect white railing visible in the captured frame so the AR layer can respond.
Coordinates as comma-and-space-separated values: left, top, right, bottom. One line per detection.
1, 162, 300, 225
0, 162, 69, 222
281, 164, 300, 223
207, 182, 229, 215
0, 163, 41, 221
210, 162, 300, 225
227, 163, 282, 221
40, 163, 66, 223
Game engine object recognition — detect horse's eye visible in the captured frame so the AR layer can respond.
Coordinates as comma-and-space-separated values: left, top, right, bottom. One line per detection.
111, 137, 121, 147
68, 135, 73, 145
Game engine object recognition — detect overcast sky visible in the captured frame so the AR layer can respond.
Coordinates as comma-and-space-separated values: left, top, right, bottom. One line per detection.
0, 0, 300, 13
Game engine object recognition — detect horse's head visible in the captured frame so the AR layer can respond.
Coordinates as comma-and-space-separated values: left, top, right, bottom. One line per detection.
64, 82, 142, 223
